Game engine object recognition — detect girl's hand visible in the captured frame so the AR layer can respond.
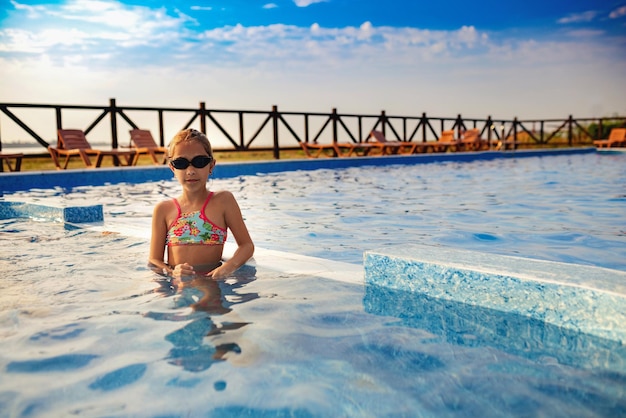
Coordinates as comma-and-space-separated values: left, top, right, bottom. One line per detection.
205, 263, 235, 281
172, 262, 195, 278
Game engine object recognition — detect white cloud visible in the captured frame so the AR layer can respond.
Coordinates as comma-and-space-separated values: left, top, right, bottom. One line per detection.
0, 28, 90, 53
557, 11, 598, 24
0, 0, 195, 67
190, 6, 213, 11
566, 29, 605, 38
10, 0, 48, 18
0, 1, 625, 122
293, 0, 327, 7
263, 3, 278, 9
609, 6, 626, 19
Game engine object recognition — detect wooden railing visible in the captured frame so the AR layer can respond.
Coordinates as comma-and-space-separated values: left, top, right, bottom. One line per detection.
1, 98, 624, 158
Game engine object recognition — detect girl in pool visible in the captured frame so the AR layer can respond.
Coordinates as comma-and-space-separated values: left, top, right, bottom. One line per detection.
149, 128, 254, 280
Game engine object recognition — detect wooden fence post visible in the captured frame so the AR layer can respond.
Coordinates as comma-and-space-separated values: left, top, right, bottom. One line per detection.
55, 107, 62, 135
486, 115, 493, 147
455, 114, 463, 137
331, 108, 338, 143
109, 98, 118, 148
238, 111, 245, 149
402, 117, 407, 141
199, 102, 207, 134
380, 110, 387, 137
158, 110, 165, 147
272, 105, 280, 160
568, 115, 573, 146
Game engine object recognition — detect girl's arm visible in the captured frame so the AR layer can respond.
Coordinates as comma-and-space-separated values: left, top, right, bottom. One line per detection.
148, 201, 170, 275
207, 191, 254, 279
149, 201, 195, 278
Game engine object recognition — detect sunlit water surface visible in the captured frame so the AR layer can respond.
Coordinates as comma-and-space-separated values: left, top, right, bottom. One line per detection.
1, 152, 625, 417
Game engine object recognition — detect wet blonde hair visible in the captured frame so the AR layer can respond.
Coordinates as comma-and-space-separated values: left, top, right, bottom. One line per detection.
168, 128, 213, 158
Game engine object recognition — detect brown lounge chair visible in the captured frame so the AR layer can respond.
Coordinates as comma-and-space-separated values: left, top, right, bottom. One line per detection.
0, 153, 23, 172
48, 129, 136, 169
368, 131, 416, 155
459, 128, 488, 151
300, 141, 340, 158
593, 128, 626, 148
430, 130, 460, 153
129, 129, 168, 165
300, 140, 377, 158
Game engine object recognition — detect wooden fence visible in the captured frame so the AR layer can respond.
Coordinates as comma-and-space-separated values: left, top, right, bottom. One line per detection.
1, 98, 624, 158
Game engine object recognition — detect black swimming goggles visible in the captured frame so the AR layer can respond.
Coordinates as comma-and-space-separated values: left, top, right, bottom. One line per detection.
170, 155, 213, 170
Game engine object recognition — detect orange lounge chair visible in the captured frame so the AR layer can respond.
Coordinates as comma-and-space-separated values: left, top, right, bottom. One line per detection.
300, 141, 340, 158
368, 131, 416, 155
459, 128, 488, 151
129, 129, 168, 165
300, 141, 378, 158
593, 128, 626, 149
430, 130, 460, 153
48, 129, 136, 169
0, 152, 23, 172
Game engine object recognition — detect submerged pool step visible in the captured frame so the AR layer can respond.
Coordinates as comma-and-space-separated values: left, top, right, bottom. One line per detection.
0, 201, 103, 223
364, 244, 626, 343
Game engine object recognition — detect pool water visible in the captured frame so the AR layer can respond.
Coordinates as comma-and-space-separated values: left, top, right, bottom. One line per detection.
1, 152, 625, 417
7, 152, 624, 270
1, 221, 624, 417
235, 152, 624, 270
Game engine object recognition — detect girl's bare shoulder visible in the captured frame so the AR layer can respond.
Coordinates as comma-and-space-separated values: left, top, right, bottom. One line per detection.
154, 198, 176, 214
211, 190, 235, 201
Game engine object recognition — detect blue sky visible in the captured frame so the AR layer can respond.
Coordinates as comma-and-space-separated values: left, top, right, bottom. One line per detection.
1, 0, 625, 127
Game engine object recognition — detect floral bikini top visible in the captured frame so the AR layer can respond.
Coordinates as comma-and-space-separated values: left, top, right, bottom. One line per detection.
165, 193, 227, 246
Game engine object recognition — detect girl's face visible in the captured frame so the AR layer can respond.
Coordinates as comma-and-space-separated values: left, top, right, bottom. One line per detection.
169, 140, 216, 189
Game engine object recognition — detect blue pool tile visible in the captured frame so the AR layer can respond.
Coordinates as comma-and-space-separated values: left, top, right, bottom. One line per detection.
0, 200, 103, 223
63, 205, 104, 223
364, 244, 626, 343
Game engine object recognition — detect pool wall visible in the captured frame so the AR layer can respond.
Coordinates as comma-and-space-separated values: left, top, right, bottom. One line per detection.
364, 245, 626, 343
0, 148, 595, 193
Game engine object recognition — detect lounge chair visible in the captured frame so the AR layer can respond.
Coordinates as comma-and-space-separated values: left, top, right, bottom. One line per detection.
300, 140, 378, 158
300, 141, 341, 158
459, 128, 488, 151
48, 129, 136, 169
339, 141, 381, 156
128, 129, 168, 165
368, 131, 416, 155
593, 128, 626, 149
430, 130, 460, 153
0, 152, 23, 172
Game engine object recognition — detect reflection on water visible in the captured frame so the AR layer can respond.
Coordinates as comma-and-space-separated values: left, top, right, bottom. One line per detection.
146, 265, 258, 373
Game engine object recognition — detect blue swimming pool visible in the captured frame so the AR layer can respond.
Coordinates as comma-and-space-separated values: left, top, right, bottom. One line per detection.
1, 149, 625, 417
